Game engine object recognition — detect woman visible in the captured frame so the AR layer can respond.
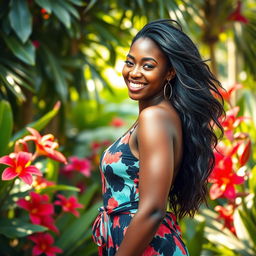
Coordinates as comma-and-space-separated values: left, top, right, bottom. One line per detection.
92, 19, 224, 256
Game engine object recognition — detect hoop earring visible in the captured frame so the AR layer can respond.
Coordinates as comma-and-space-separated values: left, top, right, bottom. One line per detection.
164, 80, 172, 100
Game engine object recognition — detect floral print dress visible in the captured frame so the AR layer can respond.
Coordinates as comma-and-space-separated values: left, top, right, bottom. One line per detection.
92, 125, 189, 256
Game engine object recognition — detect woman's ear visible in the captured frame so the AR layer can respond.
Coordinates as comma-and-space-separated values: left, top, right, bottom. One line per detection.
167, 69, 176, 81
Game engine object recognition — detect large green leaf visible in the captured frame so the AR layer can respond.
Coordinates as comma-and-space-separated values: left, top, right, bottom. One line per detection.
79, 183, 100, 209
55, 201, 101, 250
8, 0, 32, 43
38, 184, 80, 194
0, 100, 13, 156
2, 34, 35, 65
52, 0, 71, 28
0, 218, 47, 238
35, 0, 52, 13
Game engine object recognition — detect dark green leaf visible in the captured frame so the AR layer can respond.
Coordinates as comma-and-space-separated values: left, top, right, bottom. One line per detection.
38, 184, 80, 193
35, 0, 52, 13
79, 183, 100, 209
0, 218, 47, 238
83, 0, 98, 13
61, 0, 80, 19
68, 0, 85, 6
55, 201, 101, 250
8, 0, 32, 43
0, 100, 13, 156
52, 1, 71, 28
2, 34, 35, 65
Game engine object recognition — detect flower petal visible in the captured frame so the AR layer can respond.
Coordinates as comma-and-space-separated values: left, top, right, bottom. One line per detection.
16, 198, 30, 210
17, 152, 32, 167
2, 167, 18, 180
25, 166, 42, 176
26, 127, 42, 140
32, 246, 43, 256
210, 183, 224, 200
19, 173, 33, 185
0, 155, 15, 166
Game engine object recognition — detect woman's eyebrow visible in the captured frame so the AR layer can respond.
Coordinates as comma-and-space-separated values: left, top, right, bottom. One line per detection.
127, 54, 158, 64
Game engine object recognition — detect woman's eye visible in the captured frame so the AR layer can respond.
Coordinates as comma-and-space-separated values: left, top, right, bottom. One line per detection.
144, 64, 154, 69
124, 60, 133, 67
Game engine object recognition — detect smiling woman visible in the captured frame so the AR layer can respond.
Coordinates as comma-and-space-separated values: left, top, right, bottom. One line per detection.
92, 19, 225, 256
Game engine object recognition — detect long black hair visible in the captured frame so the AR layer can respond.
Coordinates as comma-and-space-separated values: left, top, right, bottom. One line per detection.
132, 19, 225, 219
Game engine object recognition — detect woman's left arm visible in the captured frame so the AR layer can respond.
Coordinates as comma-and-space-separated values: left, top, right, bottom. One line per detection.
115, 106, 176, 256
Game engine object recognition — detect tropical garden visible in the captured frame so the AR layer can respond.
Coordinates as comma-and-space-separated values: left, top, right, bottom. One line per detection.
0, 0, 255, 255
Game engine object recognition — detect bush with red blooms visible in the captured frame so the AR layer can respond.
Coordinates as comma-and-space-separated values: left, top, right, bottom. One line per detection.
208, 83, 252, 236
0, 127, 85, 256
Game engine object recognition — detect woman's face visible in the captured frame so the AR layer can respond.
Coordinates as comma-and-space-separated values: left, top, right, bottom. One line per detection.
122, 37, 172, 102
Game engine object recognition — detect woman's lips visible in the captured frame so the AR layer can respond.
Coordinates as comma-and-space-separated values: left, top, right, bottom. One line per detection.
127, 81, 147, 92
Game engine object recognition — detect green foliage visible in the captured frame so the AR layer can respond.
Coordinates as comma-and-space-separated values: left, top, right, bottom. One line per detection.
0, 219, 47, 238
0, 100, 13, 156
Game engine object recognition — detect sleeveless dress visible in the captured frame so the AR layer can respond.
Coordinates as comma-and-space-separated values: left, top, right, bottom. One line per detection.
92, 125, 189, 256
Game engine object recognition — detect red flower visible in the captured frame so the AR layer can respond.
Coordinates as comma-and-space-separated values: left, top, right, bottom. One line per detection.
62, 156, 91, 177
110, 117, 125, 127
29, 233, 62, 256
32, 40, 40, 49
218, 83, 242, 103
215, 205, 236, 234
54, 194, 83, 217
17, 192, 54, 224
23, 127, 67, 164
0, 152, 42, 185
228, 0, 248, 24
38, 215, 59, 234
14, 138, 29, 153
219, 107, 247, 141
209, 146, 244, 200
40, 8, 50, 20
237, 139, 251, 167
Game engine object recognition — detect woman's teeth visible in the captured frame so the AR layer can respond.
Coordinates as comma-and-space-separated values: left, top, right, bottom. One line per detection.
129, 82, 145, 88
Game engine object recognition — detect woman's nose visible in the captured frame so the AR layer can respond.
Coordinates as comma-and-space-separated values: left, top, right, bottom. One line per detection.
130, 65, 142, 78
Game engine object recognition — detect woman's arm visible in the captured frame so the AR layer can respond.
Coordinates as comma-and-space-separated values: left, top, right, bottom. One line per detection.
115, 106, 177, 256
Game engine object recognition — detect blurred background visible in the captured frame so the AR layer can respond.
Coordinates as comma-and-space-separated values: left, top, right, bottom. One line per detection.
0, 0, 256, 255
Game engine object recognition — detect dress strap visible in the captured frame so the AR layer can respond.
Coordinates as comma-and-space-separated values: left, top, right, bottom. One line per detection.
129, 121, 138, 134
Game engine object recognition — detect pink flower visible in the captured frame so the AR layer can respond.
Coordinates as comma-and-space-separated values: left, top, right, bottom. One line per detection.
54, 194, 83, 217
17, 192, 54, 224
0, 152, 42, 185
29, 233, 62, 256
23, 127, 67, 164
62, 156, 91, 177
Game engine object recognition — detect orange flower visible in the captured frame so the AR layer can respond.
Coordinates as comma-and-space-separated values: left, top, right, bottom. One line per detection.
23, 127, 67, 164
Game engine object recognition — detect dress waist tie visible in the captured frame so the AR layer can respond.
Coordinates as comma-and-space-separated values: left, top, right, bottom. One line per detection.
92, 201, 139, 247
